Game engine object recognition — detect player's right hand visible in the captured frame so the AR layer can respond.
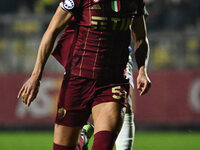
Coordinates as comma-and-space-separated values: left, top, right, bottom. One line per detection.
17, 77, 40, 107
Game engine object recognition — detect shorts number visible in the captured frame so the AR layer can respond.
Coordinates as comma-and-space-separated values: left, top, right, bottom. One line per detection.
112, 86, 123, 99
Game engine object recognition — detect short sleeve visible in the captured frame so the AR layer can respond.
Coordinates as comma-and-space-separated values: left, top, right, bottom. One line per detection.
59, 0, 81, 14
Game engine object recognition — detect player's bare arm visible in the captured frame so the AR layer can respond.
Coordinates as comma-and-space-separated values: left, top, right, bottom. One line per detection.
131, 15, 151, 96
17, 7, 73, 106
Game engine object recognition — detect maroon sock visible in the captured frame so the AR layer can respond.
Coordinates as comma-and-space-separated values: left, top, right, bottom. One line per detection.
92, 131, 117, 150
53, 143, 75, 150
53, 137, 84, 150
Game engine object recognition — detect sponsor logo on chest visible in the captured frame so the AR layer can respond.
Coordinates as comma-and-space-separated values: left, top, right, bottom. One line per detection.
91, 16, 131, 31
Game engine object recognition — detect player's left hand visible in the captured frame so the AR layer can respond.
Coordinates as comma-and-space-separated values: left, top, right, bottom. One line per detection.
137, 68, 151, 96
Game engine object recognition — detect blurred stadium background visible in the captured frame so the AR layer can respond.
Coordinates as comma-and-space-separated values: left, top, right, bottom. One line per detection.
0, 0, 200, 149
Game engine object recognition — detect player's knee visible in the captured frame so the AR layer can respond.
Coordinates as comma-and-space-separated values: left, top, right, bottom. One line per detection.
54, 124, 82, 146
92, 102, 124, 134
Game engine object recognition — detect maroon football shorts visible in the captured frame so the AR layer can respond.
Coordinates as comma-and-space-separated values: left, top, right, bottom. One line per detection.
55, 74, 129, 127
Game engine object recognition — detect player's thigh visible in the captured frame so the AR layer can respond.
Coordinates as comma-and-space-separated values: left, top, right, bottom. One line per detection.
92, 102, 124, 134
54, 123, 82, 146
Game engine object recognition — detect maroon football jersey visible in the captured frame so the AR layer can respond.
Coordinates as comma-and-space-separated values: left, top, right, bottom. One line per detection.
53, 17, 77, 74
54, 0, 145, 80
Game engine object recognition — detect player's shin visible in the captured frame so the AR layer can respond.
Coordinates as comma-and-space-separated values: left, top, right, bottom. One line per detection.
92, 131, 117, 150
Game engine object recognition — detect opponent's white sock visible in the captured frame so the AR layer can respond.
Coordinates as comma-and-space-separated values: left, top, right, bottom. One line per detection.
116, 113, 135, 150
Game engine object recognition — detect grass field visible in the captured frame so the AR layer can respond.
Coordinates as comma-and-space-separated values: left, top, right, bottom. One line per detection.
0, 131, 200, 150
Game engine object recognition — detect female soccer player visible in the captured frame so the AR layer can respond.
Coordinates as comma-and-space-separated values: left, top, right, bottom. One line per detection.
17, 0, 151, 150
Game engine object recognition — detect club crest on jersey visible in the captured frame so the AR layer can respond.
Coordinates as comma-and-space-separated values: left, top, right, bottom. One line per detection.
111, 0, 121, 12
63, 0, 74, 10
92, 0, 100, 3
57, 107, 66, 120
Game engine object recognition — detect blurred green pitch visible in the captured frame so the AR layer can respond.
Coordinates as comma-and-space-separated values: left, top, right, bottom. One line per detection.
0, 131, 200, 150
